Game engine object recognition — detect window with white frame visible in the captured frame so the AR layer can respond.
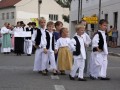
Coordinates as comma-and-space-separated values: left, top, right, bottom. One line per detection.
6, 12, 9, 19
11, 12, 14, 19
49, 14, 58, 21
2, 13, 5, 20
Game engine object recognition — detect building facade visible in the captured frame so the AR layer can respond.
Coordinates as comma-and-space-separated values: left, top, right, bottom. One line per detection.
70, 0, 120, 45
0, 0, 69, 28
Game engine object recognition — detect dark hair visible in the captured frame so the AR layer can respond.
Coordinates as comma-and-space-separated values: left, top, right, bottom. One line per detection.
27, 22, 32, 25
32, 22, 36, 26
55, 21, 63, 28
17, 21, 20, 25
99, 19, 108, 25
110, 25, 113, 28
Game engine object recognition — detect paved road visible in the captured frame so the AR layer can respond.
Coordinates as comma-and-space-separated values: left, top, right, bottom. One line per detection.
0, 53, 120, 90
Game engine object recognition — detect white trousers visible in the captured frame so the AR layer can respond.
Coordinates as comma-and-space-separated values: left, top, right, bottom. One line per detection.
70, 58, 85, 78
33, 48, 43, 71
41, 51, 57, 71
24, 40, 32, 54
89, 52, 108, 78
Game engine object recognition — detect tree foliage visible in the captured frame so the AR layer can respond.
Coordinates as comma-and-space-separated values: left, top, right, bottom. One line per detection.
55, 0, 72, 23
54, 0, 72, 9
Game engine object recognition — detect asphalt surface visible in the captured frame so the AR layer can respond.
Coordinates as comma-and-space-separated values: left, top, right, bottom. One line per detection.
0, 53, 120, 90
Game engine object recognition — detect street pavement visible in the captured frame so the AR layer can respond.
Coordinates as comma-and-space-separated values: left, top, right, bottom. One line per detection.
0, 52, 120, 90
108, 47, 120, 57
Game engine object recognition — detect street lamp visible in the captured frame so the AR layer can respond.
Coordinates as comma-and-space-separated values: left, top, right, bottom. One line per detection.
38, 0, 42, 20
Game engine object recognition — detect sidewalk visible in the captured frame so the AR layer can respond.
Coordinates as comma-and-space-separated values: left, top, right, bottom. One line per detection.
108, 47, 120, 57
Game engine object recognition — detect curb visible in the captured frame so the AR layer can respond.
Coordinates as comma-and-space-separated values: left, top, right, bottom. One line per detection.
109, 52, 120, 57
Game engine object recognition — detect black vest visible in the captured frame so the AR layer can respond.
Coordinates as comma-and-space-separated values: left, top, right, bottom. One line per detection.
93, 31, 104, 52
35, 28, 42, 46
73, 36, 81, 56
25, 27, 33, 39
46, 31, 55, 50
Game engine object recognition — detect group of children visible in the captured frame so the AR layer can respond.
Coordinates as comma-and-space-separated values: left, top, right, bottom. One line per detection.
33, 17, 110, 81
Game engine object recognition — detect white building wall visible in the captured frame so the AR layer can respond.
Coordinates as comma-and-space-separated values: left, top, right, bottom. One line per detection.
70, 0, 120, 45
0, 7, 16, 28
15, 0, 69, 28
15, 0, 38, 25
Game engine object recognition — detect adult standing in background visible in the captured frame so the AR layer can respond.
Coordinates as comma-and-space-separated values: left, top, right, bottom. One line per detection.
112, 28, 118, 48
0, 22, 12, 54
107, 25, 113, 47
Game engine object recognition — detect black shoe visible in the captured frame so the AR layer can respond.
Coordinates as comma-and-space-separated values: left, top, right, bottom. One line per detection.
60, 72, 66, 75
45, 69, 49, 72
90, 75, 97, 80
53, 72, 58, 76
27, 54, 31, 56
99, 77, 110, 80
60, 71, 66, 75
38, 71, 42, 74
78, 78, 87, 81
6, 52, 9, 54
69, 75, 75, 80
4, 52, 7, 54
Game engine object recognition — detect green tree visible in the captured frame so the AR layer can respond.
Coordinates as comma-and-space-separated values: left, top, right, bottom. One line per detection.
55, 0, 72, 23
54, 0, 72, 9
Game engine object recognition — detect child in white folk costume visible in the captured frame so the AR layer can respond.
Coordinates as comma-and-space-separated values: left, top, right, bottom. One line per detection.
69, 24, 90, 81
24, 22, 33, 56
89, 19, 110, 80
33, 17, 46, 73
55, 28, 72, 75
41, 21, 57, 75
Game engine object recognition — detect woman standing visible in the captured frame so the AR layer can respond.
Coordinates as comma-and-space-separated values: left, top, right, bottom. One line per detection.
112, 28, 118, 48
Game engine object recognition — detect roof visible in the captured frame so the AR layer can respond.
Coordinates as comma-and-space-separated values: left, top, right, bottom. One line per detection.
0, 0, 21, 9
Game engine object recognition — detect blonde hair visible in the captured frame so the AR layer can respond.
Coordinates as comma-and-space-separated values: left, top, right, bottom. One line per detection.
47, 21, 54, 27
39, 17, 46, 22
75, 24, 85, 31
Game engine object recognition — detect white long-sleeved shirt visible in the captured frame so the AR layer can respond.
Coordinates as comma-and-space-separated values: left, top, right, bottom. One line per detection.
69, 34, 86, 60
74, 32, 91, 46
92, 30, 108, 55
55, 37, 71, 50
1, 26, 13, 34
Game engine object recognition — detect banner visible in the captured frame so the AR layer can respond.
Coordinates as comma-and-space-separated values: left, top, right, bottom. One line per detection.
30, 18, 39, 27
14, 31, 31, 37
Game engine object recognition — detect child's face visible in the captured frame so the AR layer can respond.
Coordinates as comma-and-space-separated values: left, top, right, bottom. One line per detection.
47, 25, 54, 32
99, 22, 108, 31
56, 24, 63, 31
62, 29, 69, 37
39, 19, 46, 28
77, 27, 85, 36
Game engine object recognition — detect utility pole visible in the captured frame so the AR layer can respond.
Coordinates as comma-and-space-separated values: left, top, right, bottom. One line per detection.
38, 0, 42, 20
78, 0, 80, 24
98, 0, 101, 23
78, 0, 82, 24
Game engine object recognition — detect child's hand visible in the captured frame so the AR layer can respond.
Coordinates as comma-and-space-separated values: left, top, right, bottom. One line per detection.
34, 45, 39, 49
97, 47, 102, 52
44, 48, 48, 54
54, 49, 58, 54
